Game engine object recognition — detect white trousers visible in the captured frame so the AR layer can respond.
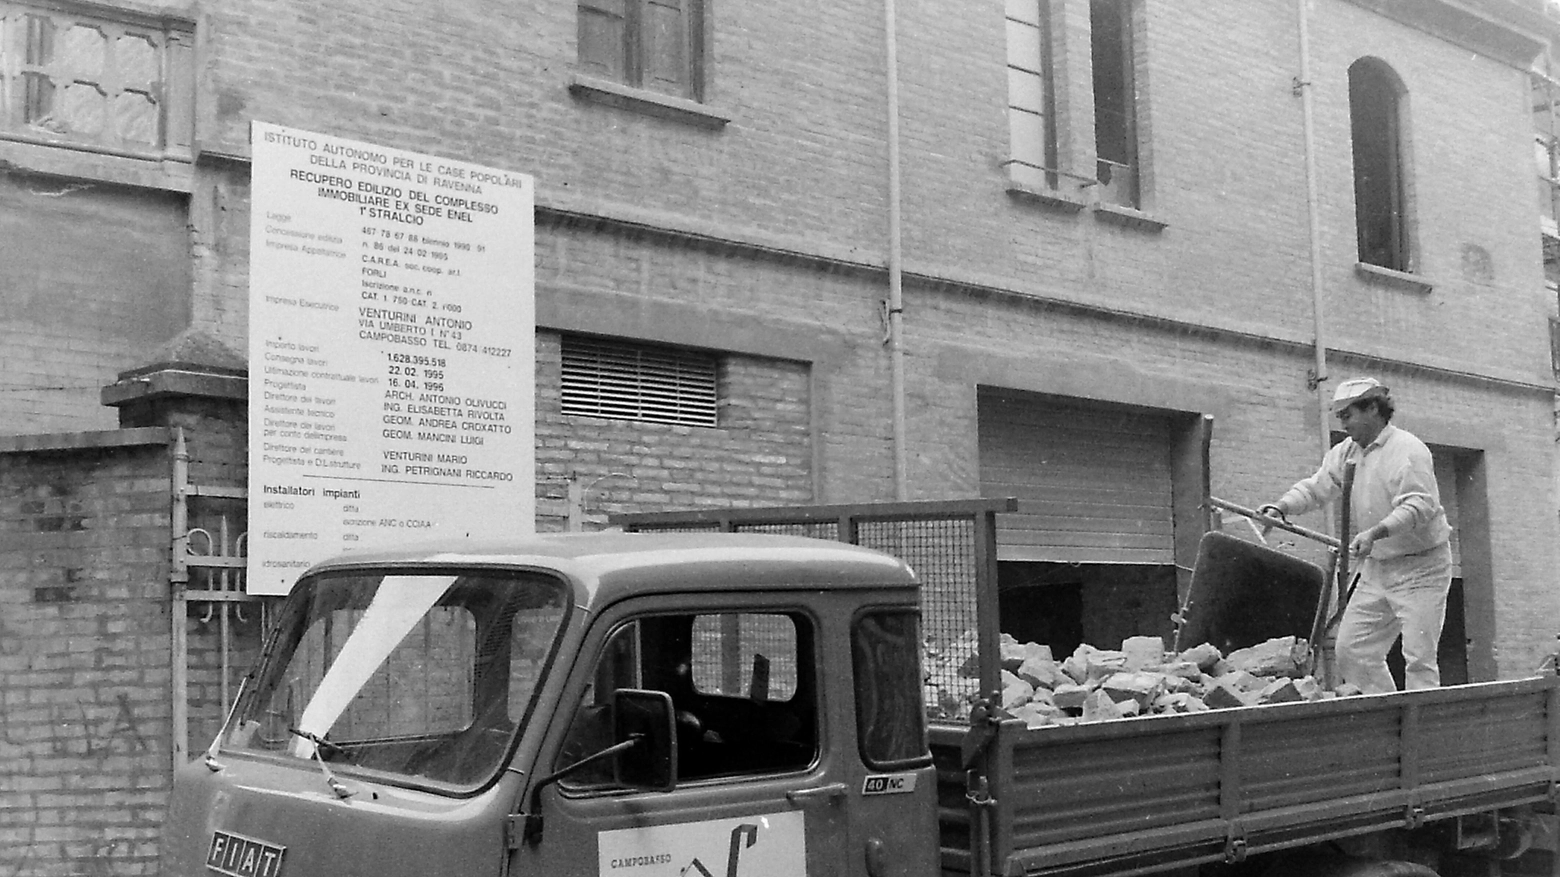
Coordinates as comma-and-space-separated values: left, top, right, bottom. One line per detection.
1335, 542, 1454, 694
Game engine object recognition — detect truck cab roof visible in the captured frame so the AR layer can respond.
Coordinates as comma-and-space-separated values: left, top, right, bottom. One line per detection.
299, 530, 919, 605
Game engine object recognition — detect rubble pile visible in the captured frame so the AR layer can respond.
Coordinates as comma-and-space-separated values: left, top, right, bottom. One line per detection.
924, 632, 1361, 727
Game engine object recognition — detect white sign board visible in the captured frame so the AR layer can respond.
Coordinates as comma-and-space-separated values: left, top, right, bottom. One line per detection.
248, 122, 534, 595
597, 812, 805, 877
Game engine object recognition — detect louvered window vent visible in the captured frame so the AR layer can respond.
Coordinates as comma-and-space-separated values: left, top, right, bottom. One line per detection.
561, 336, 719, 427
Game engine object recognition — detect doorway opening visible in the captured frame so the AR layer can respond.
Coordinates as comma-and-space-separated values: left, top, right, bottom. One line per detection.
997, 561, 1179, 658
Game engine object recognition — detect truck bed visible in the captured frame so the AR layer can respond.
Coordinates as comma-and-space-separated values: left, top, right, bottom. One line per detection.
932, 676, 1560, 877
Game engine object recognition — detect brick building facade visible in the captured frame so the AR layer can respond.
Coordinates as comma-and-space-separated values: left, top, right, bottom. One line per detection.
2, 0, 1559, 873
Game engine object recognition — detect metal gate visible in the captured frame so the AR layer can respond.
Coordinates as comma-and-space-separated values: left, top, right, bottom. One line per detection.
169, 428, 265, 771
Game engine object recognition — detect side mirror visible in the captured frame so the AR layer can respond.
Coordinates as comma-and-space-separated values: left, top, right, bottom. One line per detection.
613, 688, 676, 791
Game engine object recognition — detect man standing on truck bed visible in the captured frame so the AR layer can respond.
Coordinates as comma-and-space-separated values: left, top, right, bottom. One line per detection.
1258, 377, 1453, 694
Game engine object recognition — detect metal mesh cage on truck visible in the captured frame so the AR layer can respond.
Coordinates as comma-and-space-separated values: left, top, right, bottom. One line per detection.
613, 499, 1015, 724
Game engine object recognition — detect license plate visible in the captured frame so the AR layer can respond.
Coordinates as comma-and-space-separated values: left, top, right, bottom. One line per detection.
206, 830, 286, 877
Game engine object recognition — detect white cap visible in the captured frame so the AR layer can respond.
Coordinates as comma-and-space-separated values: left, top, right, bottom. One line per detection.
1331, 377, 1389, 413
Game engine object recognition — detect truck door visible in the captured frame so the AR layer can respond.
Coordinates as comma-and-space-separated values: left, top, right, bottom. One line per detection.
840, 605, 940, 877
512, 598, 853, 877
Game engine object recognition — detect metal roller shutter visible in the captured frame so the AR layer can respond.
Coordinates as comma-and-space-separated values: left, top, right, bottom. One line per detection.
978, 392, 1176, 564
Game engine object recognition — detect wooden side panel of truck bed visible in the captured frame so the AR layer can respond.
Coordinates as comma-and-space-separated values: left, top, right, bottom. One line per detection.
932, 677, 1560, 877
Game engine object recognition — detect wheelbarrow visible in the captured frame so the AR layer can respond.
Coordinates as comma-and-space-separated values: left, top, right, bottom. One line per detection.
1177, 495, 1354, 679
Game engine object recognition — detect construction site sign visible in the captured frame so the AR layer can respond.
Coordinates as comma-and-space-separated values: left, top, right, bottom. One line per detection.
247, 121, 534, 595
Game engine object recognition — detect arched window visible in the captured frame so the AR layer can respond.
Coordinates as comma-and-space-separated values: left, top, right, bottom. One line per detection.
1349, 58, 1410, 271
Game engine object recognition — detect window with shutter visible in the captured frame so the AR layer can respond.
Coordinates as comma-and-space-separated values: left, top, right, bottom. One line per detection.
1550, 316, 1560, 377
578, 0, 627, 81
576, 0, 703, 101
1005, 0, 1059, 192
561, 336, 720, 427
1349, 57, 1413, 272
1091, 0, 1138, 208
1003, 0, 1156, 213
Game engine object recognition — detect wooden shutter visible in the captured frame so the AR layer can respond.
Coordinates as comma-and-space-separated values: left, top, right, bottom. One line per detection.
979, 392, 1175, 564
577, 0, 627, 81
641, 0, 693, 98
1005, 0, 1055, 190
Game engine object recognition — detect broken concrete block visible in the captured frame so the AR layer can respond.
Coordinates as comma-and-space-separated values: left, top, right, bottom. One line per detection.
1012, 700, 1066, 729
1060, 649, 1089, 684
1258, 678, 1303, 704
1293, 676, 1324, 701
1001, 679, 1036, 710
1061, 644, 1129, 684
1082, 689, 1125, 722
1016, 656, 1069, 690
999, 634, 1028, 672
1023, 642, 1055, 664
1215, 669, 1267, 693
1061, 644, 1102, 682
1086, 651, 1129, 682
1156, 660, 1202, 679
1204, 677, 1261, 709
998, 636, 1056, 672
1154, 692, 1210, 714
930, 630, 982, 679
1051, 682, 1090, 711
929, 677, 981, 719
1224, 636, 1309, 678
1178, 642, 1223, 671
1102, 671, 1163, 711
1334, 682, 1364, 698
1122, 635, 1166, 671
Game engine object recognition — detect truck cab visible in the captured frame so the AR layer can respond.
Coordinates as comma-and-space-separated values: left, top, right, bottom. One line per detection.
161, 531, 940, 877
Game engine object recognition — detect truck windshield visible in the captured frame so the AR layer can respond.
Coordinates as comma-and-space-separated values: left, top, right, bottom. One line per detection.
221, 568, 570, 790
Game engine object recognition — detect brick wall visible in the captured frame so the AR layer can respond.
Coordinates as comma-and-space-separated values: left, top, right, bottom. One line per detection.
0, 434, 174, 877
535, 331, 815, 529
0, 175, 192, 435
126, 397, 259, 762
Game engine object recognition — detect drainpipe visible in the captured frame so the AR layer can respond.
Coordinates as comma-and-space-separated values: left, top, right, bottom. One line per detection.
1296, 0, 1332, 461
1297, 0, 1341, 685
171, 428, 190, 774
884, 0, 908, 501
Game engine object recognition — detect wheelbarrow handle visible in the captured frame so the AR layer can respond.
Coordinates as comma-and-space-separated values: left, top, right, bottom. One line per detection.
1208, 496, 1342, 550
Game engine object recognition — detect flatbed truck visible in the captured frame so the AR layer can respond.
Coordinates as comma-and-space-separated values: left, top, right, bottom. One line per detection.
160, 501, 1558, 877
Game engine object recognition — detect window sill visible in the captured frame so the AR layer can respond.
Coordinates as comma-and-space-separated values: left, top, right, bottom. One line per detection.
1092, 202, 1168, 233
1354, 262, 1432, 294
1005, 182, 1087, 213
568, 74, 730, 130
0, 136, 192, 192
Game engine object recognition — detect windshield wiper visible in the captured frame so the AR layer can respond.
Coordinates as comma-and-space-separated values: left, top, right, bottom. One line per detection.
202, 675, 251, 772
287, 727, 355, 799
287, 726, 346, 756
